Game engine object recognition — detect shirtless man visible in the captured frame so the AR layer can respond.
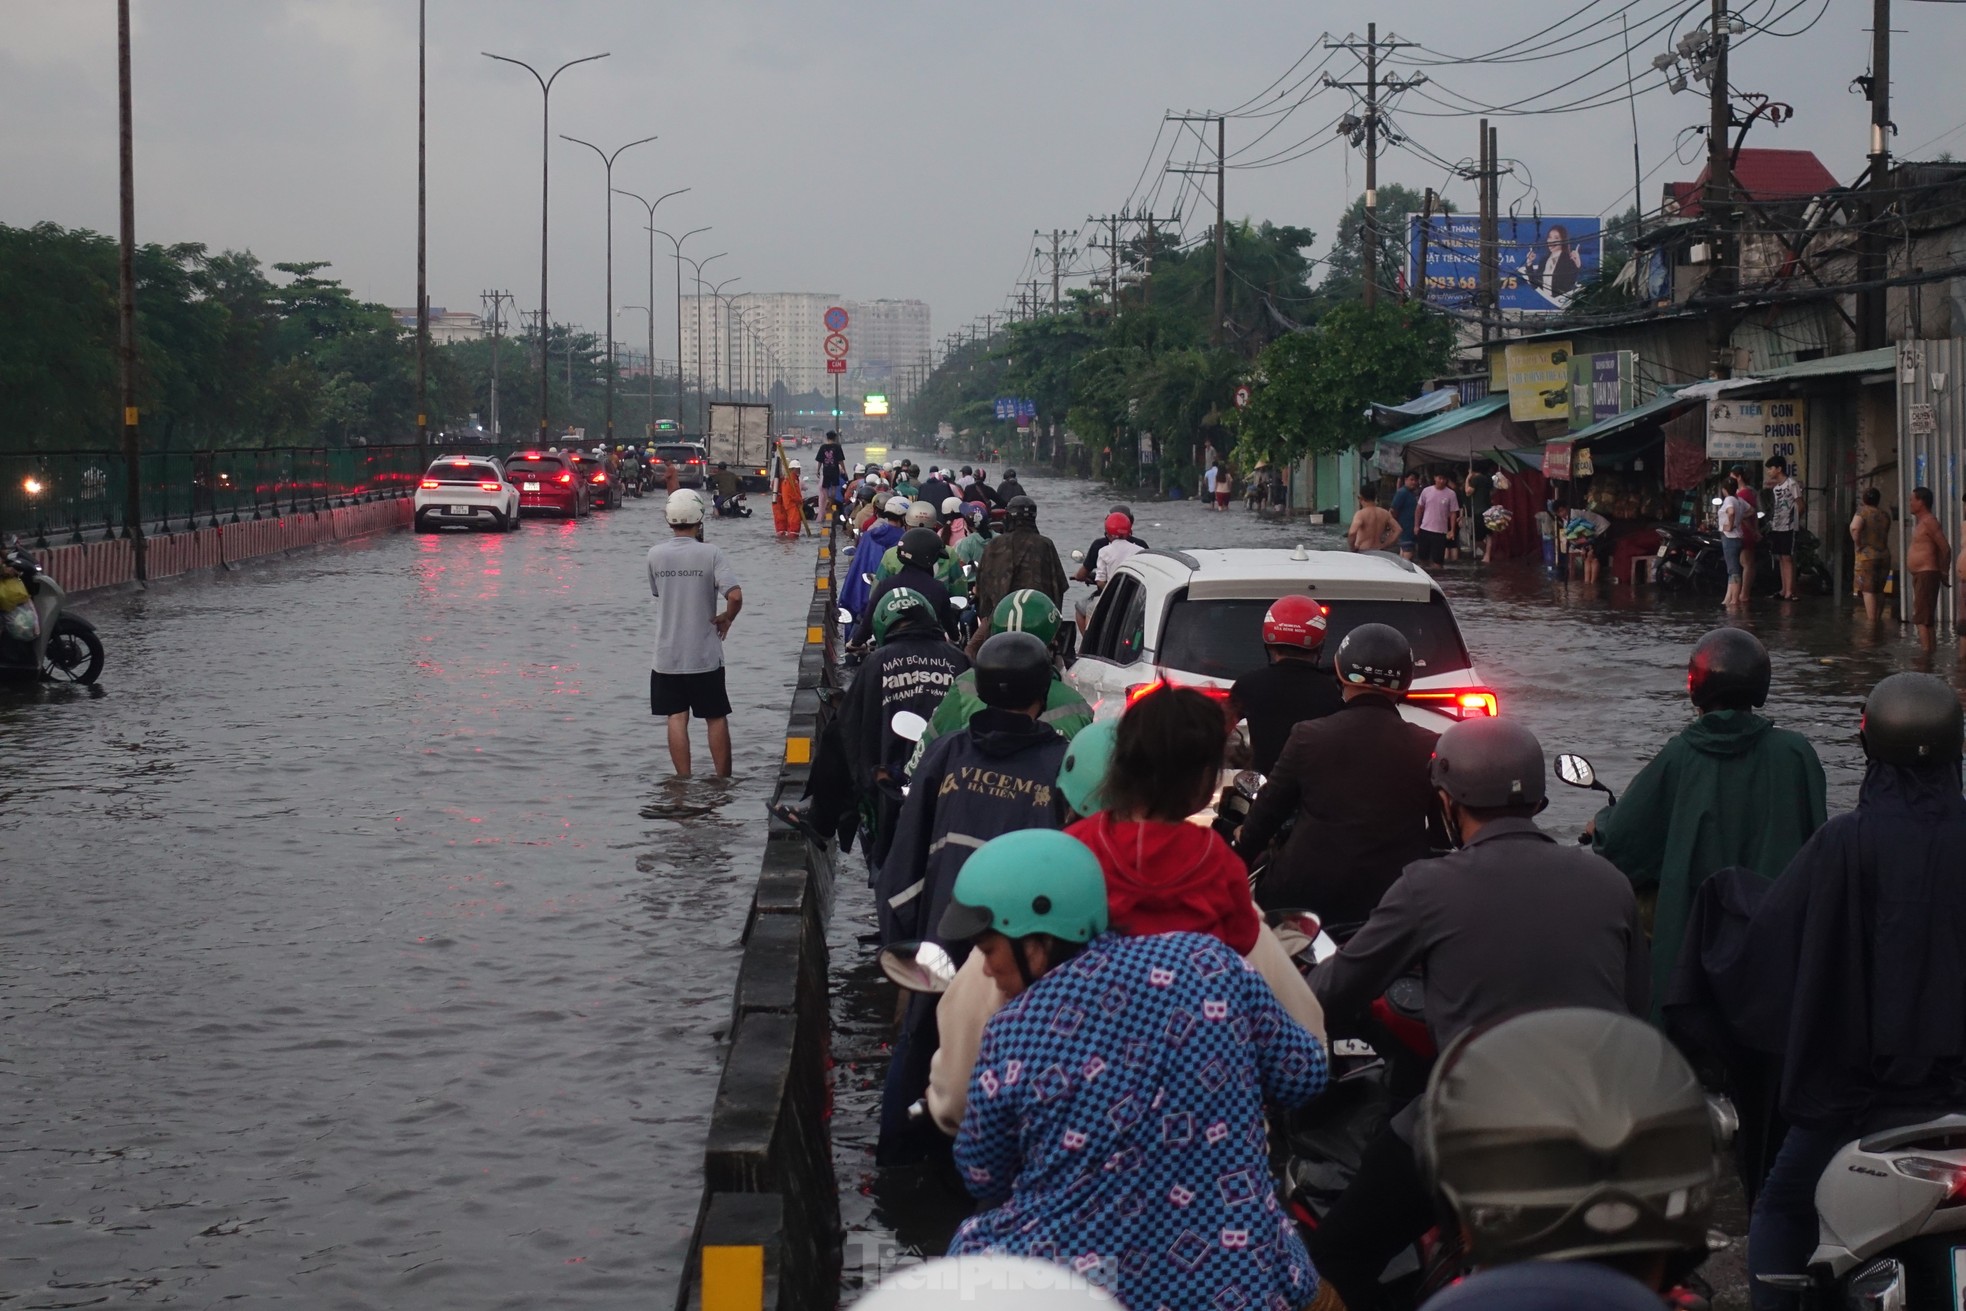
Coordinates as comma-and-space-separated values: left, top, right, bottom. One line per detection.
1906, 486, 1951, 651
1347, 483, 1401, 553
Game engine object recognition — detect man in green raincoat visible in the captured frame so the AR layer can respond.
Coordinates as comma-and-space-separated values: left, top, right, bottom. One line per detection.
1590, 628, 1826, 1015
909, 590, 1091, 772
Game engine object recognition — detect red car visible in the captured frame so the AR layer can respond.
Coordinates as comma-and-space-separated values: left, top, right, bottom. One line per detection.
558, 448, 620, 509
505, 451, 591, 519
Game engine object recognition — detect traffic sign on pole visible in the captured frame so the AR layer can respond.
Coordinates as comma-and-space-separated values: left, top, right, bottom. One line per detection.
824, 306, 849, 332
824, 333, 849, 359
1233, 385, 1252, 409
826, 358, 847, 374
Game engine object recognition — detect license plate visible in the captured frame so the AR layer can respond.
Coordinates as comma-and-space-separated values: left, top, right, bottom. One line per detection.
1952, 1245, 1965, 1309
522, 482, 540, 492
1656, 543, 1670, 558
449, 505, 470, 515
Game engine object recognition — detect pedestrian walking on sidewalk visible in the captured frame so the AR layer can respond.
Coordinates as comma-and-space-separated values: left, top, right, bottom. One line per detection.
647, 490, 742, 777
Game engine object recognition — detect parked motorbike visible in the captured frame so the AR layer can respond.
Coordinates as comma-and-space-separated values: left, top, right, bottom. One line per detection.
1655, 523, 1727, 594
714, 492, 753, 518
1, 538, 104, 685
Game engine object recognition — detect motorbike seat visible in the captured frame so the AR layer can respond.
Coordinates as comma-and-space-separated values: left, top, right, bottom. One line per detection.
1857, 1112, 1966, 1154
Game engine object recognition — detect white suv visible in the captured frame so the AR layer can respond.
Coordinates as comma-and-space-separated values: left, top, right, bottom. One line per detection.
414, 455, 521, 532
1066, 547, 1497, 729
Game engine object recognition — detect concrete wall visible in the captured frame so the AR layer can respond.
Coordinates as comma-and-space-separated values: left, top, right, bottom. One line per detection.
679, 532, 844, 1311
27, 497, 415, 593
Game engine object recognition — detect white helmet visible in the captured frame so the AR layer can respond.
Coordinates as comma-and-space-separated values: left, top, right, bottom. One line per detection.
941, 496, 964, 516
787, 459, 801, 471
905, 501, 940, 529
665, 488, 706, 525
854, 1256, 1119, 1310
853, 463, 866, 476
884, 495, 912, 517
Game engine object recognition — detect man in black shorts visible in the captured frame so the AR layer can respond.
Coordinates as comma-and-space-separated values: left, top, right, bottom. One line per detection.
647, 488, 743, 776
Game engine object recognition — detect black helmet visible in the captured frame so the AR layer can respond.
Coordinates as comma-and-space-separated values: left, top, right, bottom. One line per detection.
1333, 622, 1414, 693
1687, 627, 1770, 711
898, 526, 945, 567
1861, 671, 1964, 765
973, 631, 1053, 710
1003, 468, 1018, 479
1419, 1008, 1720, 1270
1430, 718, 1547, 811
1004, 495, 1038, 527
1107, 503, 1134, 520
960, 465, 973, 476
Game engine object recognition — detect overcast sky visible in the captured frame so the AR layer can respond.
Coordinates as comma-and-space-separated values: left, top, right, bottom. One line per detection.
6, 1, 1964, 363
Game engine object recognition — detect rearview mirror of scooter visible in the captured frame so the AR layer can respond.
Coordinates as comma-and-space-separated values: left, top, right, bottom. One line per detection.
1555, 753, 1597, 789
1071, 549, 1085, 561
837, 606, 854, 627
879, 941, 958, 993
891, 710, 929, 742
949, 595, 968, 610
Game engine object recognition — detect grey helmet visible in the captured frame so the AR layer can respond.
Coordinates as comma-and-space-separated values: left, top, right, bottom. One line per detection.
1003, 494, 1038, 527
1430, 718, 1548, 811
1861, 671, 1965, 765
1418, 1008, 1720, 1270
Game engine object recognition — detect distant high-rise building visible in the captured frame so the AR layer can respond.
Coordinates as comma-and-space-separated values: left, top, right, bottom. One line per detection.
679, 292, 931, 402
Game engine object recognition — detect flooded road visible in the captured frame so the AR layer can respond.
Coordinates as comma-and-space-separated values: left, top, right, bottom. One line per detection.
1, 495, 816, 1307
833, 451, 1950, 1300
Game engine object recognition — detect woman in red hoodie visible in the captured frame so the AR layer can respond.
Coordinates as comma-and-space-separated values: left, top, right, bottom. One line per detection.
1068, 685, 1260, 954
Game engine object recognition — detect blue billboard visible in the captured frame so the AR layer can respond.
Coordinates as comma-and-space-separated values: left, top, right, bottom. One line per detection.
1408, 214, 1603, 313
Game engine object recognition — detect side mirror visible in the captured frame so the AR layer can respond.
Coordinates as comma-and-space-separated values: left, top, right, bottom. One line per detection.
891, 710, 928, 742
1554, 753, 1597, 789
836, 606, 854, 626
1071, 548, 1085, 561
1232, 769, 1267, 800
950, 595, 969, 610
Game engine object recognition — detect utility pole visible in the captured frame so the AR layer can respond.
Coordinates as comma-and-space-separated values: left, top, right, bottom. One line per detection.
1412, 188, 1436, 304
1858, 0, 1892, 348
1324, 27, 1422, 308
1166, 113, 1228, 340
1459, 119, 1507, 340
1034, 229, 1071, 311
1705, 0, 1735, 375
116, 0, 143, 575
416, 0, 428, 465
482, 289, 514, 442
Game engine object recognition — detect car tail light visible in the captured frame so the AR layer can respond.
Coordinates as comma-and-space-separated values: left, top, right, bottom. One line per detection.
420, 477, 440, 489
1124, 679, 1231, 707
1405, 689, 1501, 719
688, 458, 702, 464
557, 472, 574, 485
478, 481, 502, 493
592, 471, 608, 483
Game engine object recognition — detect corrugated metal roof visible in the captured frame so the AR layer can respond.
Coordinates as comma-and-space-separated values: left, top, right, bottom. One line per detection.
1375, 393, 1509, 447
1751, 345, 1895, 380
1557, 389, 1695, 447
1670, 149, 1842, 216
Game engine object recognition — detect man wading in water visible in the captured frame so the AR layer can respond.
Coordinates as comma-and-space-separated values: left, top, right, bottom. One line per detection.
647, 489, 742, 777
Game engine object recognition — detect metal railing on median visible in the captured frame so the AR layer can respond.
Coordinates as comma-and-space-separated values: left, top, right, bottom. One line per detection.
0, 446, 428, 547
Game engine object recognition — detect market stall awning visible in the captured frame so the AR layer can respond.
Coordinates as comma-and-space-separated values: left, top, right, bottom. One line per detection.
1376, 393, 1508, 447
1367, 389, 1460, 427
1371, 394, 1513, 473
1674, 346, 1897, 401
1560, 389, 1694, 447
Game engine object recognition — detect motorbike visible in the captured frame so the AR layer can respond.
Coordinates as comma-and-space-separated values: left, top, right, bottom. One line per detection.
1757, 1113, 1966, 1309
950, 594, 977, 644
1655, 523, 1727, 594
714, 491, 753, 518
1, 538, 104, 685
620, 457, 647, 498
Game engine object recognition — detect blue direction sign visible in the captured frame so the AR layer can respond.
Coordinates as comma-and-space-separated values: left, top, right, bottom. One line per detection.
994, 397, 1037, 422
824, 305, 849, 332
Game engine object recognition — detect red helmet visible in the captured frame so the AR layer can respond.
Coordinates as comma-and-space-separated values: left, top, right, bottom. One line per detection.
1262, 595, 1329, 649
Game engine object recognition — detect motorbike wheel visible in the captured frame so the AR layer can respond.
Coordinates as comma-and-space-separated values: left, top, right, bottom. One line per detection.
44, 616, 103, 685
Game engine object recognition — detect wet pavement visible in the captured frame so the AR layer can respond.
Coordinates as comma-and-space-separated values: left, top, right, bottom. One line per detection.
831, 451, 1957, 1305
0, 494, 817, 1307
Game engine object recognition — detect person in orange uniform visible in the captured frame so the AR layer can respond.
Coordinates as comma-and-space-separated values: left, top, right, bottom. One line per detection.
773, 456, 805, 538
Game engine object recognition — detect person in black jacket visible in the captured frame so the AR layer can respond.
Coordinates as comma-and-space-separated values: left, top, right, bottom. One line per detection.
995, 468, 1028, 501
1702, 673, 1966, 1310
849, 527, 958, 647
918, 468, 954, 508
775, 588, 967, 863
872, 631, 1070, 1164
1227, 595, 1346, 775
1237, 624, 1447, 927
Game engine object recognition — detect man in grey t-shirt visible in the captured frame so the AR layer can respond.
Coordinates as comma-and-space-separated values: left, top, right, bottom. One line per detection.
647, 489, 743, 777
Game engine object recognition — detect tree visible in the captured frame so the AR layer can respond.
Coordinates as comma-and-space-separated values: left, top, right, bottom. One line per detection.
1318, 184, 1455, 306
1236, 302, 1454, 464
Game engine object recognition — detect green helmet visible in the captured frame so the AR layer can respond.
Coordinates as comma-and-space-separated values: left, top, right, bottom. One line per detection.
993, 589, 1062, 646
937, 830, 1109, 944
872, 587, 933, 644
1056, 719, 1118, 817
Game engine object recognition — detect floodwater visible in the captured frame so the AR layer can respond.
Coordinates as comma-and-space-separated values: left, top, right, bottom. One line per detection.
832, 452, 1955, 1305
0, 492, 817, 1307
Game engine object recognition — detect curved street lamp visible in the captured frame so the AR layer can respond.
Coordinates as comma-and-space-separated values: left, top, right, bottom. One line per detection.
615, 188, 690, 433
482, 49, 609, 436
560, 133, 658, 443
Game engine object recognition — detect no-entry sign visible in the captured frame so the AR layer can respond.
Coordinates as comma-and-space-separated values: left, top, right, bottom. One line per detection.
824, 306, 849, 332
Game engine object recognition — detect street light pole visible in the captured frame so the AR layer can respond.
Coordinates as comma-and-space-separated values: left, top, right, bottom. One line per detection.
617, 305, 652, 433
710, 277, 742, 401
116, 0, 143, 574
482, 49, 608, 438
614, 188, 690, 436
416, 0, 428, 465
688, 252, 728, 431
652, 226, 710, 428
560, 133, 657, 446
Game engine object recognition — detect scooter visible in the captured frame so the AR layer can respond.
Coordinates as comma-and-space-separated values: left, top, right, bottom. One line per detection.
950, 594, 977, 644
713, 491, 753, 518
0, 538, 104, 685
1756, 1113, 1966, 1309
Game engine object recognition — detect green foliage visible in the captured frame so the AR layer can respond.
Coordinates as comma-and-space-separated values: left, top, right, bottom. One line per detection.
1318, 185, 1454, 306
1236, 301, 1454, 464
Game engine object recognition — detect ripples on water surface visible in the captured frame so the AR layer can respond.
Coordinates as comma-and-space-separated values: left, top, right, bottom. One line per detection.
1, 502, 815, 1306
